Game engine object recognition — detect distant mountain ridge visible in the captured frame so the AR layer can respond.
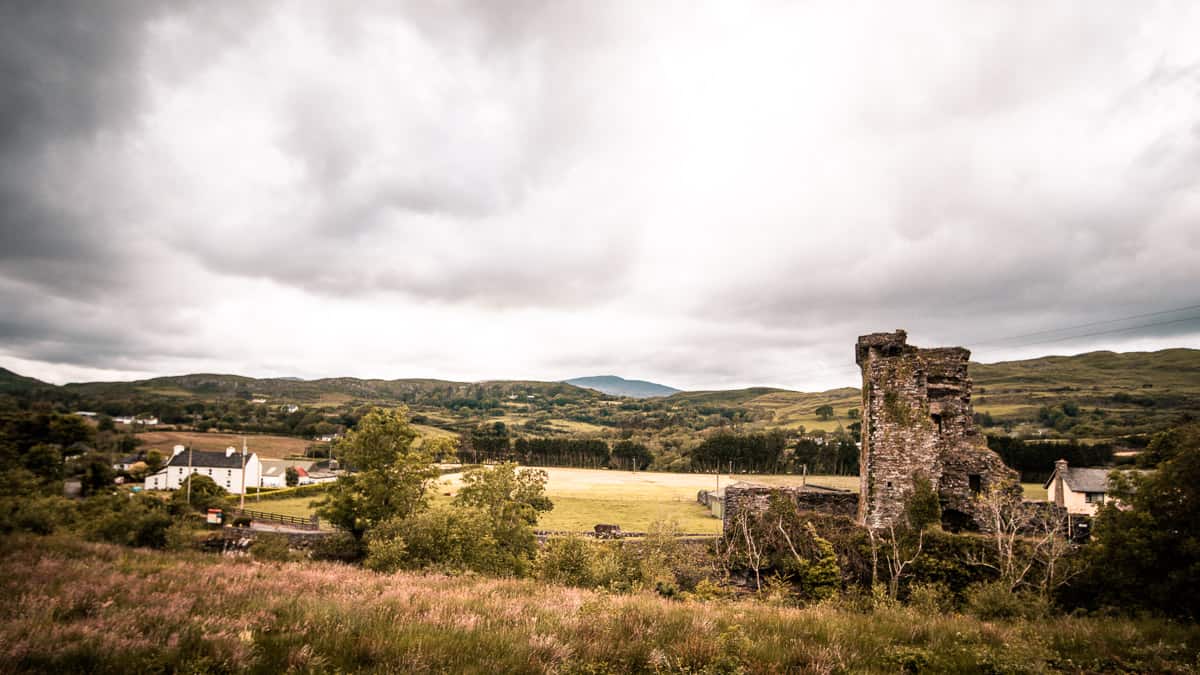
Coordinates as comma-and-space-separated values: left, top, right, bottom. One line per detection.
563, 375, 681, 398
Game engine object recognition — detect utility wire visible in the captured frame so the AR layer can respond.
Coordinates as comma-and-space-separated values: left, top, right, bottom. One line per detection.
781, 307, 1200, 388
992, 314, 1200, 349
964, 302, 1200, 348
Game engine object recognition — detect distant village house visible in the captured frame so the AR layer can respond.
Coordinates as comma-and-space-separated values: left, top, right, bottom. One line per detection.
1044, 459, 1137, 516
144, 445, 262, 494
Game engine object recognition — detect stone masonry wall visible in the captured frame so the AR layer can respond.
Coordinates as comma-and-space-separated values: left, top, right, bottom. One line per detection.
722, 483, 858, 537
856, 330, 1021, 530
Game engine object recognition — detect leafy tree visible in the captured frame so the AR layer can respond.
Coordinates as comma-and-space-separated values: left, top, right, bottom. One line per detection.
611, 440, 653, 470
22, 443, 63, 482
1070, 423, 1200, 617
285, 466, 299, 487
97, 415, 115, 432
171, 474, 228, 513
422, 436, 460, 463
365, 505, 506, 575
48, 413, 95, 448
73, 452, 115, 496
815, 405, 835, 421
316, 407, 438, 539
1137, 422, 1200, 468
145, 449, 164, 473
454, 462, 553, 526
847, 408, 860, 420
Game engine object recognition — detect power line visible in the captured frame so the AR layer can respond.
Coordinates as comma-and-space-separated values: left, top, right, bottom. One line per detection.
966, 302, 1200, 348
781, 308, 1200, 388
992, 314, 1200, 349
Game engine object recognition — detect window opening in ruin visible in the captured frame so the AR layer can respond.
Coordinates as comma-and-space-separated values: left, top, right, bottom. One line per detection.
886, 481, 892, 488
931, 412, 943, 433
968, 474, 981, 493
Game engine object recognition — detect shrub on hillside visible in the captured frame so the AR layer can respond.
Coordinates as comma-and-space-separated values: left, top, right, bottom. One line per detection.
966, 581, 1048, 620
251, 533, 296, 562
310, 531, 365, 564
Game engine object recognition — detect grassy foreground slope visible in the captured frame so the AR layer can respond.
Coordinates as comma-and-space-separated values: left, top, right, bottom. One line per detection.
3, 536, 1197, 674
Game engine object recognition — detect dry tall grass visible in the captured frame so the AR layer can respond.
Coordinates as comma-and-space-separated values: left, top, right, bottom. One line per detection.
2, 535, 1197, 673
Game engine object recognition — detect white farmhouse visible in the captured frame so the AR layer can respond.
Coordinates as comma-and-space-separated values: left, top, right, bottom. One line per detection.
1044, 459, 1116, 516
144, 445, 262, 494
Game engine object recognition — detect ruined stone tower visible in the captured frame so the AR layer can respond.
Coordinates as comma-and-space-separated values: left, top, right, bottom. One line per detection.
856, 330, 1021, 530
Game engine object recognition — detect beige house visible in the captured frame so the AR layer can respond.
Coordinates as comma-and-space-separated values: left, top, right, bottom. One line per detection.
1044, 459, 1118, 516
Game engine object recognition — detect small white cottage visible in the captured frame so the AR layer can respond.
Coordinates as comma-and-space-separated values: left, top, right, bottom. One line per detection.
144, 445, 262, 494
1044, 459, 1119, 516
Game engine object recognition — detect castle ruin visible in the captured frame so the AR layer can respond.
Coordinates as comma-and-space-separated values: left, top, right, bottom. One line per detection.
856, 330, 1021, 531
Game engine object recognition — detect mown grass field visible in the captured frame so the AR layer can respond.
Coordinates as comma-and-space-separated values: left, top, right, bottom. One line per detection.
134, 431, 315, 459
4, 535, 1197, 673
255, 467, 1049, 532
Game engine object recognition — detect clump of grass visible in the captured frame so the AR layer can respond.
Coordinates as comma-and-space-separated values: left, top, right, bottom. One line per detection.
1, 535, 1197, 673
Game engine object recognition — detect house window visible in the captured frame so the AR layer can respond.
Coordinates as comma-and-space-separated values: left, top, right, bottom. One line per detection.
969, 474, 982, 494
206, 469, 212, 475
227, 470, 232, 476
1085, 492, 1105, 504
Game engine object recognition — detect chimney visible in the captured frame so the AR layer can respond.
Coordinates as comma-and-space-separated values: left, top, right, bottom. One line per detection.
172, 445, 185, 457
1054, 459, 1068, 507
226, 446, 236, 457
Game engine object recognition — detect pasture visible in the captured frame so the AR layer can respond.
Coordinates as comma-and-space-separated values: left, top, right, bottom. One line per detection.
255, 466, 1049, 533
134, 431, 316, 459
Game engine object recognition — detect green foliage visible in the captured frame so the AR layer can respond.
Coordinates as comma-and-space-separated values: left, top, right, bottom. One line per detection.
454, 462, 552, 526
1067, 422, 1200, 617
903, 474, 941, 531
309, 531, 365, 563
284, 466, 299, 487
82, 494, 175, 549
250, 533, 296, 562
536, 535, 598, 587
22, 443, 63, 482
359, 459, 557, 575
1137, 421, 1200, 468
170, 474, 228, 513
145, 449, 164, 473
0, 495, 78, 535
316, 407, 438, 539
365, 505, 511, 575
966, 581, 1048, 620
71, 453, 115, 497
815, 404, 835, 421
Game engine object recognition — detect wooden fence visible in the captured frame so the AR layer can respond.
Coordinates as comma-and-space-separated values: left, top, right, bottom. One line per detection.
234, 507, 320, 531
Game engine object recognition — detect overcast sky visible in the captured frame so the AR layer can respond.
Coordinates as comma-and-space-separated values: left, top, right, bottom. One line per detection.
2, 1, 1199, 391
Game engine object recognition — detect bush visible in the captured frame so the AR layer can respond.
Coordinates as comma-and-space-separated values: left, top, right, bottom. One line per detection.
364, 505, 514, 575
0, 496, 77, 535
165, 520, 201, 551
966, 581, 1047, 620
906, 581, 954, 614
309, 532, 364, 564
250, 534, 295, 562
82, 494, 176, 549
536, 535, 596, 586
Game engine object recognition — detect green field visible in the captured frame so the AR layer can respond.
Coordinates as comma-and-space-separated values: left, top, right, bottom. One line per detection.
251, 468, 1048, 533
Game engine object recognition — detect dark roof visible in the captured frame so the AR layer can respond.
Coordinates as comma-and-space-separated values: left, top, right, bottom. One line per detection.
1044, 466, 1114, 492
164, 449, 252, 469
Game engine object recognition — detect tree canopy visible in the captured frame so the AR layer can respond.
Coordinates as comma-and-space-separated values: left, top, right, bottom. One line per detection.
316, 407, 438, 539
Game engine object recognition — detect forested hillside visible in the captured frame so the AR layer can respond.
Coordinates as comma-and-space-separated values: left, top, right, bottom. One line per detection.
2, 348, 1197, 476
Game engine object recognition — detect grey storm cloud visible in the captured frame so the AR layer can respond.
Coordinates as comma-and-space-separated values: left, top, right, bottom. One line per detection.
0, 1, 1198, 387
